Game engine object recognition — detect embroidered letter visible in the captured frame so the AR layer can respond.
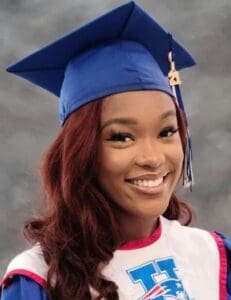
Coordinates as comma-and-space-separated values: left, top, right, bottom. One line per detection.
127, 257, 191, 300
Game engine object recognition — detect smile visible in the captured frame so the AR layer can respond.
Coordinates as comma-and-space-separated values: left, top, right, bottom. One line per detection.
126, 173, 169, 195
131, 177, 163, 187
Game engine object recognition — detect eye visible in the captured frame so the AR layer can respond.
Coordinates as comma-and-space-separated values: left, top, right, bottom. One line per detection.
106, 131, 134, 143
159, 126, 179, 138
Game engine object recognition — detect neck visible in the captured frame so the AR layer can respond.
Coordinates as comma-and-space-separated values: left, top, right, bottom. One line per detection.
118, 214, 159, 243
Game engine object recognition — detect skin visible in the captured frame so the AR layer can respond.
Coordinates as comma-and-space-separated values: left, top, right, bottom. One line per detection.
97, 90, 184, 242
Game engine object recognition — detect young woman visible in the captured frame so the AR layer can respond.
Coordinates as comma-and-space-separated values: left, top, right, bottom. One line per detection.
1, 2, 230, 300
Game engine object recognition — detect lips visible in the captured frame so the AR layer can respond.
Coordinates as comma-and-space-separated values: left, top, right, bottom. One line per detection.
125, 172, 170, 195
126, 172, 169, 182
130, 177, 164, 188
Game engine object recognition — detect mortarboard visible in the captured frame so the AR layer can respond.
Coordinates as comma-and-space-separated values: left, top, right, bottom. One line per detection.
6, 1, 196, 187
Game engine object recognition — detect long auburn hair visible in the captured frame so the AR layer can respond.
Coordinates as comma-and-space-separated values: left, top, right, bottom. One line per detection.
24, 96, 194, 300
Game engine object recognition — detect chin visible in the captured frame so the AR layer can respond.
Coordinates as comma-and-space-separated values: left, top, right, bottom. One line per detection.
132, 203, 170, 219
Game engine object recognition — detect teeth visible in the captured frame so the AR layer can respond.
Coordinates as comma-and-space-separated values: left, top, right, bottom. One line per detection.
132, 178, 163, 187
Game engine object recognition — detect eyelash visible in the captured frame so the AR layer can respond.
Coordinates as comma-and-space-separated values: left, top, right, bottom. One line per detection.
159, 127, 179, 138
107, 127, 179, 142
107, 131, 133, 142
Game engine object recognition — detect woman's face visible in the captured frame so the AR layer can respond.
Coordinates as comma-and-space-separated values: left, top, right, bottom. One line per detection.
97, 90, 183, 222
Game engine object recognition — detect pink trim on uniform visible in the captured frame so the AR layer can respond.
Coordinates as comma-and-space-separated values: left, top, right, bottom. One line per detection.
118, 218, 161, 250
0, 269, 47, 289
210, 232, 227, 300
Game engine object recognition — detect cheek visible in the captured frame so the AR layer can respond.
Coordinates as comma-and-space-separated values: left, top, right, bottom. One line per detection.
175, 145, 184, 163
97, 148, 132, 202
170, 142, 184, 174
98, 148, 131, 179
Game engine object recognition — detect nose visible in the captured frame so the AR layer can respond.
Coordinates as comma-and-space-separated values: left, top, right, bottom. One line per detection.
135, 139, 165, 170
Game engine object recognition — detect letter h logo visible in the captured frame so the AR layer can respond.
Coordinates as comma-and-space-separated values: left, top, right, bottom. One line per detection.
127, 257, 191, 300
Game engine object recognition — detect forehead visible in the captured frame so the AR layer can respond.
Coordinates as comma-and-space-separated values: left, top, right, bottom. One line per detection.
101, 90, 176, 121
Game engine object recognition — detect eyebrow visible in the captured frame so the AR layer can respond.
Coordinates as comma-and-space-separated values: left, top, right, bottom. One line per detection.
100, 109, 176, 131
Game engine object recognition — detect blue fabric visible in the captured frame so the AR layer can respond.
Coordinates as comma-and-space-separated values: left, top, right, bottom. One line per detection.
60, 40, 174, 124
0, 276, 49, 300
6, 1, 196, 125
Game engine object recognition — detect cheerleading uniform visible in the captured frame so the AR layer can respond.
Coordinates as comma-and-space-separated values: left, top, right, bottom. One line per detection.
1, 216, 231, 300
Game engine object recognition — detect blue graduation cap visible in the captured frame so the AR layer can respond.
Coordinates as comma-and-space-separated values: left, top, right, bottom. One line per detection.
6, 1, 196, 187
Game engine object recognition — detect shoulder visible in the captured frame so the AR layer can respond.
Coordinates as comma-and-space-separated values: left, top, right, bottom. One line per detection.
215, 231, 231, 295
0, 275, 49, 300
216, 231, 231, 254
161, 216, 231, 295
161, 216, 214, 241
0, 243, 48, 290
161, 216, 227, 256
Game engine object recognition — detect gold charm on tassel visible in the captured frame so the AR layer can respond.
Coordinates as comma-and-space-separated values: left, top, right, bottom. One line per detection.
168, 52, 182, 86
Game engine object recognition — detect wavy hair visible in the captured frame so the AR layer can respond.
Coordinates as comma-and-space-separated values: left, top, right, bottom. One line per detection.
24, 96, 194, 300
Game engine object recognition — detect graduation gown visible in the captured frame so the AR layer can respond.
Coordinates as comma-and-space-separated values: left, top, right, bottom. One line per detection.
1, 216, 231, 300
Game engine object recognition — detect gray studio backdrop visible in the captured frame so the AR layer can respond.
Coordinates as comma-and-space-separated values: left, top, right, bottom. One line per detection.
0, 0, 231, 277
